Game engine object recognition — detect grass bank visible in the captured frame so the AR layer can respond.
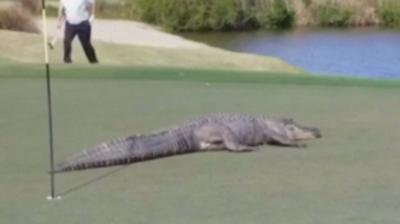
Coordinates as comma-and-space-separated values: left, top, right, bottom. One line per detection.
0, 29, 300, 73
1, 64, 400, 223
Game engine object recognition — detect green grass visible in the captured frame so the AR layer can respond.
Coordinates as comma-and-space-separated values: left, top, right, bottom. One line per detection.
1, 63, 400, 223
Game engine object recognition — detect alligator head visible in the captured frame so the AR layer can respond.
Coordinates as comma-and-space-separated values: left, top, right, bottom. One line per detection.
281, 118, 322, 141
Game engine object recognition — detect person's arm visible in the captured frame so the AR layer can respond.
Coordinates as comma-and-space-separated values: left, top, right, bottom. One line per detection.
88, 0, 95, 23
57, 0, 65, 28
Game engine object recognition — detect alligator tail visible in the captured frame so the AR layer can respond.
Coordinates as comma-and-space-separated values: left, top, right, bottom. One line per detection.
52, 136, 138, 173
52, 129, 193, 173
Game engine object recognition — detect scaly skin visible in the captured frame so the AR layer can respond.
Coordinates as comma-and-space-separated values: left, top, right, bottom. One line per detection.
53, 113, 322, 173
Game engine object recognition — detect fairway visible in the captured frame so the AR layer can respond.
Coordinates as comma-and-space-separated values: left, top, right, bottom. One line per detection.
1, 65, 400, 224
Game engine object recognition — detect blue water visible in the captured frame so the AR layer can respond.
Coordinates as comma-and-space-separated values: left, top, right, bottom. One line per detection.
184, 28, 400, 79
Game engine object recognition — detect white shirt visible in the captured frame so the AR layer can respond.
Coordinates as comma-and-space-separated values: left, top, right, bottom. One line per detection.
61, 0, 94, 25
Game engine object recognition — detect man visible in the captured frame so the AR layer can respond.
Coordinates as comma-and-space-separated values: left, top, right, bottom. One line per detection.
57, 0, 98, 63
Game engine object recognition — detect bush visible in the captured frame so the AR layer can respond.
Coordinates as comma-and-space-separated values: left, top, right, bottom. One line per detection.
258, 0, 295, 29
0, 6, 39, 33
136, 0, 231, 31
95, 0, 140, 20
316, 1, 352, 27
20, 0, 41, 14
379, 0, 400, 26
46, 5, 59, 17
207, 0, 238, 30
159, 0, 195, 31
134, 0, 292, 32
301, 0, 312, 8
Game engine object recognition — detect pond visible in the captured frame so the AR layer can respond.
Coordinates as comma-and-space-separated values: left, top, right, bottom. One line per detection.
183, 28, 400, 79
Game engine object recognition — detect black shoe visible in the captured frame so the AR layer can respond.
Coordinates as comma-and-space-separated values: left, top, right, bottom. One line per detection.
64, 59, 72, 64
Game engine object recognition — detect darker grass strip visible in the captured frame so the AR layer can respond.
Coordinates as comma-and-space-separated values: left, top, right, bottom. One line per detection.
1, 63, 400, 88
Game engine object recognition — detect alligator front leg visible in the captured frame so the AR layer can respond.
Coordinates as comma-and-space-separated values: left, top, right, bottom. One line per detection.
279, 140, 307, 148
226, 145, 258, 152
223, 132, 258, 152
267, 136, 307, 148
194, 123, 258, 152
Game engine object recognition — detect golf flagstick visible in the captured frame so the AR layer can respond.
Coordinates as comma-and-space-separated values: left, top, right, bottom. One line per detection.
41, 0, 59, 201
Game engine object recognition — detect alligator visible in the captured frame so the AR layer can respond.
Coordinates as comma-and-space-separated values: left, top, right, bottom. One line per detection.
53, 113, 322, 173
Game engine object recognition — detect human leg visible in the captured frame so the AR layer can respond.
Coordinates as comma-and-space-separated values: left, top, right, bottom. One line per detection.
77, 21, 98, 63
63, 22, 76, 63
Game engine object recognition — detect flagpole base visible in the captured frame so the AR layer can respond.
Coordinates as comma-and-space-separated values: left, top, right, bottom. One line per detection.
46, 195, 62, 201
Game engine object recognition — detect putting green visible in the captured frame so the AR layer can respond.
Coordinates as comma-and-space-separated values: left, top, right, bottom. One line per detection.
1, 65, 400, 223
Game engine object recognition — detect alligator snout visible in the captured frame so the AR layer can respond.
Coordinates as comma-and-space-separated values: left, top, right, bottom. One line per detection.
312, 128, 322, 138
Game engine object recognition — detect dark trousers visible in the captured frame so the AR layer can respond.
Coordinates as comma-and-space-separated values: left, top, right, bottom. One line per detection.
64, 21, 98, 63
